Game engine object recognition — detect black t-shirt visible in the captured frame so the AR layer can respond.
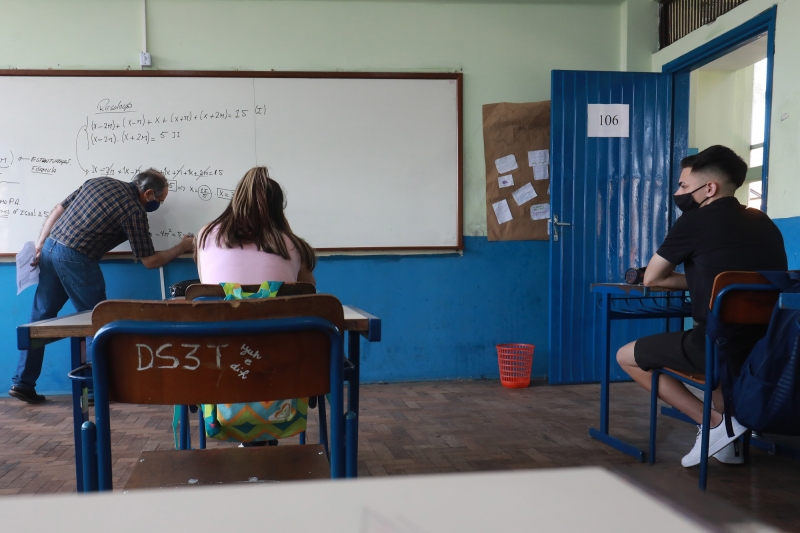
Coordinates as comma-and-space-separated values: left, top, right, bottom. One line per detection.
657, 197, 787, 357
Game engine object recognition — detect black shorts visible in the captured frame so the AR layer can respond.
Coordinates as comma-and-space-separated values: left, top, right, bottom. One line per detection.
634, 330, 705, 375
634, 325, 767, 375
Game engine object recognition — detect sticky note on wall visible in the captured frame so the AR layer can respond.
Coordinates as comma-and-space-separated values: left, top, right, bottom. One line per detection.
531, 203, 550, 221
528, 150, 549, 166
498, 174, 514, 188
512, 183, 537, 206
495, 154, 518, 174
492, 199, 513, 224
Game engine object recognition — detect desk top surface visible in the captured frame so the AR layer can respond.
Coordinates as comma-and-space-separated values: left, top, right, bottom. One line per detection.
21, 304, 377, 339
0, 467, 715, 532
590, 283, 683, 295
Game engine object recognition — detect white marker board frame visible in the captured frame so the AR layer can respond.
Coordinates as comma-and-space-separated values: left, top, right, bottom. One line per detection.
0, 70, 463, 255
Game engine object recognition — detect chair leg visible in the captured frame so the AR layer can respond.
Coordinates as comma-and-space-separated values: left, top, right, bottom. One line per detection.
699, 387, 713, 491
317, 395, 330, 460
649, 371, 659, 465
743, 431, 751, 464
198, 408, 206, 450
81, 421, 98, 493
179, 405, 190, 450
346, 411, 357, 478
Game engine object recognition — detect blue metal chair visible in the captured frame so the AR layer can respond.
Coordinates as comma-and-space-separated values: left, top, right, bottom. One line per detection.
77, 296, 356, 491
649, 272, 781, 490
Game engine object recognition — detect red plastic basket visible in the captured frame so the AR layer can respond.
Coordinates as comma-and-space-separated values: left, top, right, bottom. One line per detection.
497, 344, 534, 389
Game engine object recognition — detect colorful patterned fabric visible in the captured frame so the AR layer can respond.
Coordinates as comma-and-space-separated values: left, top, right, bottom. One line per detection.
51, 177, 156, 260
221, 281, 283, 300
203, 399, 309, 443
199, 280, 309, 444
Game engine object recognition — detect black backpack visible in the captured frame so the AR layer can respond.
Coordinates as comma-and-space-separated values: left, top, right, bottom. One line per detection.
710, 272, 800, 436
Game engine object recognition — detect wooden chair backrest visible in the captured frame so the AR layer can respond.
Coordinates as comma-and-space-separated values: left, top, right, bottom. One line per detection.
184, 282, 316, 301
709, 272, 780, 325
91, 295, 344, 405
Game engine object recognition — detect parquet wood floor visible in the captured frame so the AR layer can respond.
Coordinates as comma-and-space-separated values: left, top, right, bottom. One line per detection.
0, 380, 798, 530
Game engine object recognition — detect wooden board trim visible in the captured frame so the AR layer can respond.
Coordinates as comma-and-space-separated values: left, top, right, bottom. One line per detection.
0, 70, 461, 80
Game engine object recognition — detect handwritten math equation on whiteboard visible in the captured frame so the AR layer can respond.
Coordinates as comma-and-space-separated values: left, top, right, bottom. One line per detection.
587, 104, 629, 138
0, 96, 249, 242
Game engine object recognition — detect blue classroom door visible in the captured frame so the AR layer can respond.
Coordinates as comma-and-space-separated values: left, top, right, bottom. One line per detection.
549, 71, 675, 384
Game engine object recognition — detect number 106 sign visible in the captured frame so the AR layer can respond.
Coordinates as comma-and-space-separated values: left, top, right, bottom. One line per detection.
587, 104, 629, 138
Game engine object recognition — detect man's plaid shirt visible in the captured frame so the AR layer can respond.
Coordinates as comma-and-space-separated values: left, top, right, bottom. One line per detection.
50, 177, 156, 260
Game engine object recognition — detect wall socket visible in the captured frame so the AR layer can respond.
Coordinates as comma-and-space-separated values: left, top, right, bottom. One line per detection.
139, 52, 152, 66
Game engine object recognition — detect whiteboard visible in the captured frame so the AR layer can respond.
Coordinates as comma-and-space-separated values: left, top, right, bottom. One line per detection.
0, 72, 461, 253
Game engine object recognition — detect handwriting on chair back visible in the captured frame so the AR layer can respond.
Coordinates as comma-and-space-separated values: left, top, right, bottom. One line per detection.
106, 331, 328, 404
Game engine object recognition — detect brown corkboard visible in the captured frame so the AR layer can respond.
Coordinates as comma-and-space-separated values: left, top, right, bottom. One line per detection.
483, 101, 550, 241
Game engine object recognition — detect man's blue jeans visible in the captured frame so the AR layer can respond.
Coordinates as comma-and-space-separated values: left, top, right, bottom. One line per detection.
13, 238, 106, 390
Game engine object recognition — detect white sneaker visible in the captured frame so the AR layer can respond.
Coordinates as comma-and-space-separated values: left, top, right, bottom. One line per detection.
681, 415, 747, 467
713, 440, 745, 464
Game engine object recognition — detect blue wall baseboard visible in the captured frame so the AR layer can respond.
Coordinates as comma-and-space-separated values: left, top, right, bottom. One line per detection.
775, 216, 800, 269
2, 236, 550, 395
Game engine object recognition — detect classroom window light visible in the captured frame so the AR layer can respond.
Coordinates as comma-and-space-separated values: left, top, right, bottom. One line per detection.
750, 58, 767, 168
748, 181, 762, 209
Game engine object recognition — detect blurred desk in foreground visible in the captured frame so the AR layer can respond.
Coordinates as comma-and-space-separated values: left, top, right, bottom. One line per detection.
0, 467, 760, 532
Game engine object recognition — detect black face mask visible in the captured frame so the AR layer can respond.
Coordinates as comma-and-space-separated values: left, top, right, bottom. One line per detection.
673, 184, 708, 213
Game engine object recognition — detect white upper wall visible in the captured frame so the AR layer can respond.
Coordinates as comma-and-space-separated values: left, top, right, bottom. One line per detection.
652, 0, 799, 220
689, 67, 754, 162
620, 0, 659, 72
0, 0, 624, 239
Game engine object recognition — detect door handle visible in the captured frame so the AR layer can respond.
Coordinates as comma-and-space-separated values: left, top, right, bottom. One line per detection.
552, 214, 571, 241
553, 214, 571, 226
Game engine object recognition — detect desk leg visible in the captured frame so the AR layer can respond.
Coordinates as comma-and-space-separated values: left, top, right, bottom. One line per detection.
600, 293, 611, 433
588, 293, 646, 462
70, 337, 86, 492
346, 331, 360, 477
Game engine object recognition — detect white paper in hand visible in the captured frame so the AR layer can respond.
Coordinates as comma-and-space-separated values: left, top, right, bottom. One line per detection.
16, 241, 39, 295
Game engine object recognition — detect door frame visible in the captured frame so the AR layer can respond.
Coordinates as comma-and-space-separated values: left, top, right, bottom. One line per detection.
662, 6, 777, 212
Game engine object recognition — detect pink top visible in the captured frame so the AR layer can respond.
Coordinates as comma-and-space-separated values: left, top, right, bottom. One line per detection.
198, 226, 302, 285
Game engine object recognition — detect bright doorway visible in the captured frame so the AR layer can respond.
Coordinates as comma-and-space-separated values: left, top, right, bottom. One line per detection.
687, 33, 768, 209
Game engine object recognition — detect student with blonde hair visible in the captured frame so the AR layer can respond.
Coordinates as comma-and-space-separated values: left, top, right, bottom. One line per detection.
196, 166, 316, 285
196, 166, 317, 448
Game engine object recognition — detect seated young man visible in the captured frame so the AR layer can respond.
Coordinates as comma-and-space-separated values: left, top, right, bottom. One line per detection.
616, 145, 787, 467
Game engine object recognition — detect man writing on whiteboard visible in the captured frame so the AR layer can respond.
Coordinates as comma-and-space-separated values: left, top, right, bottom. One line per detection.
10, 169, 194, 404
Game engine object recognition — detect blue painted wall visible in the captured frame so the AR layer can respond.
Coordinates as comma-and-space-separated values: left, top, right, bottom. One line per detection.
775, 217, 800, 269
3, 236, 549, 395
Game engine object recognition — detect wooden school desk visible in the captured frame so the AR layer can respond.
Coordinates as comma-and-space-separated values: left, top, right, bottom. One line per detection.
0, 466, 762, 532
17, 303, 381, 491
